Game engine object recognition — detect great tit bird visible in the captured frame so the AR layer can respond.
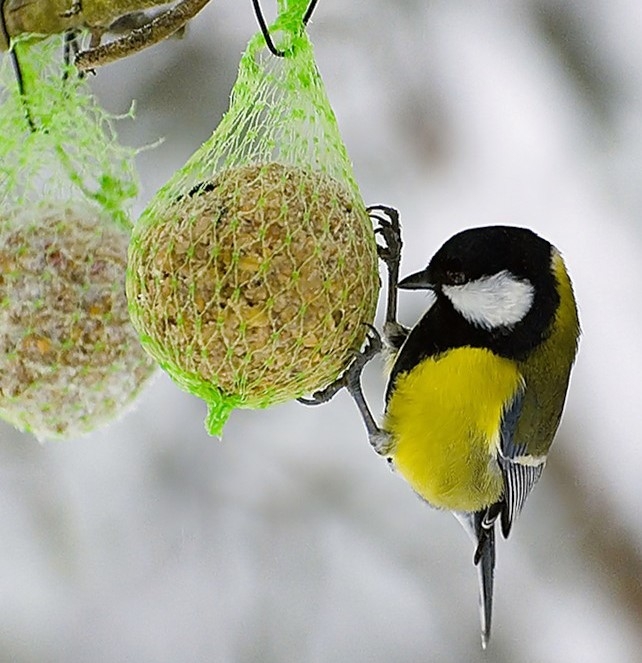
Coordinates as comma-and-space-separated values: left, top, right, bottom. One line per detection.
302, 207, 580, 648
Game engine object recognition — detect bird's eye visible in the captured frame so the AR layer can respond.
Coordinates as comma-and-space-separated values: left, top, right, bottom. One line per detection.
445, 270, 466, 285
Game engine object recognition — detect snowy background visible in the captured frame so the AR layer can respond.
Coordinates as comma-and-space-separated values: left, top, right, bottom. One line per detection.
2, 0, 642, 661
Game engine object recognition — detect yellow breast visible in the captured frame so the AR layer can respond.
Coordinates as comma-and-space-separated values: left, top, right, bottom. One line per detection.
383, 347, 523, 512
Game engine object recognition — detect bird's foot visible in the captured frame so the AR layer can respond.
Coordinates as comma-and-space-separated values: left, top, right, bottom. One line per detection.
298, 325, 382, 406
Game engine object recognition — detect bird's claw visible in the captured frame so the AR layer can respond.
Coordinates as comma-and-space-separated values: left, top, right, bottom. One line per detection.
298, 325, 383, 406
368, 205, 402, 269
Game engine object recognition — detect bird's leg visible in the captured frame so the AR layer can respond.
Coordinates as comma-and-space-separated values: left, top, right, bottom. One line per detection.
343, 330, 392, 456
299, 327, 391, 455
298, 206, 403, 453
298, 325, 382, 406
367, 205, 409, 350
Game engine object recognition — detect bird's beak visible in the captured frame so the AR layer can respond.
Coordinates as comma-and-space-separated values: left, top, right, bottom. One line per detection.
398, 269, 434, 291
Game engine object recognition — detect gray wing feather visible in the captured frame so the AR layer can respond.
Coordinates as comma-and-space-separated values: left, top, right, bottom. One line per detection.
498, 389, 546, 538
498, 457, 544, 538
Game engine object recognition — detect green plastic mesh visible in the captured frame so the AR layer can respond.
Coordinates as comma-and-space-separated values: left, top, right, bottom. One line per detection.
0, 36, 156, 441
127, 1, 380, 436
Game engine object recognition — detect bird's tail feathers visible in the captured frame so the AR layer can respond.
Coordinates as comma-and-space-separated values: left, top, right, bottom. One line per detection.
454, 510, 497, 649
475, 519, 495, 649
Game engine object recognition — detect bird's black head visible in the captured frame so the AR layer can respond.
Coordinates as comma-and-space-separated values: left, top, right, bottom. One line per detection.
398, 226, 560, 359
401, 226, 553, 290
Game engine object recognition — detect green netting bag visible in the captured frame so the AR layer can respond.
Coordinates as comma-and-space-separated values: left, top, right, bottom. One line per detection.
0, 36, 156, 441
127, 1, 380, 436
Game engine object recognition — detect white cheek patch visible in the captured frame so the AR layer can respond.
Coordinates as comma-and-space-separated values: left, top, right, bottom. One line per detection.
442, 270, 534, 330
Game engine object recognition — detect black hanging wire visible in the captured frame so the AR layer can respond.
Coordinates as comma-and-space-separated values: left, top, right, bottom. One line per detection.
302, 0, 319, 24
251, 0, 320, 57
0, 0, 35, 131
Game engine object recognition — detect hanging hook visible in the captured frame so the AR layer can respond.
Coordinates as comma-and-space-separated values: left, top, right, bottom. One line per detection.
0, 0, 35, 131
251, 0, 319, 57
302, 0, 319, 24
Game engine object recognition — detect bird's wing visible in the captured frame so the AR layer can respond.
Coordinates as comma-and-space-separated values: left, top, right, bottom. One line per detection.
497, 389, 545, 539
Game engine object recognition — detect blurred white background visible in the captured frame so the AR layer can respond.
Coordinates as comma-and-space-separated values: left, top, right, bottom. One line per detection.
2, 0, 642, 661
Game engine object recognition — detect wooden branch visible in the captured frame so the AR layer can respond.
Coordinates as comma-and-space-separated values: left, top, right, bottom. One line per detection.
75, 0, 211, 71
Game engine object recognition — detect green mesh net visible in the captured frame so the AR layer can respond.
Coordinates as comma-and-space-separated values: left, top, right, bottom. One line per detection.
127, 1, 380, 436
0, 36, 156, 441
